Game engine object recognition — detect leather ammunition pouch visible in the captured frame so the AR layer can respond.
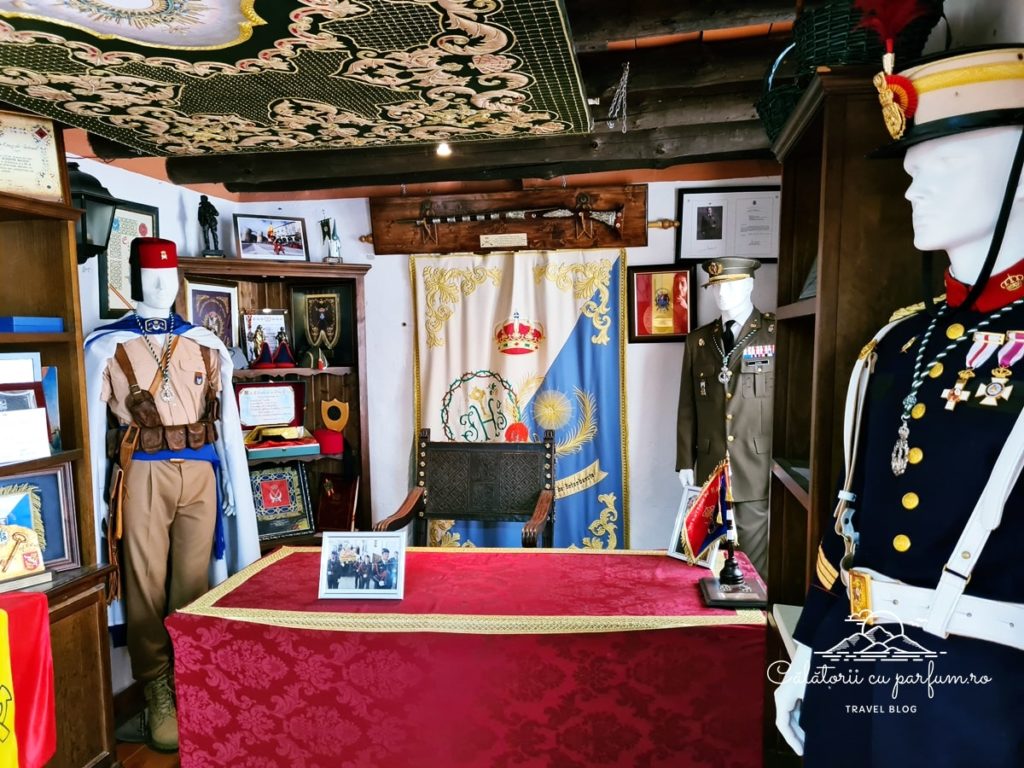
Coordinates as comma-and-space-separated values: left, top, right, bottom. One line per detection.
124, 386, 162, 428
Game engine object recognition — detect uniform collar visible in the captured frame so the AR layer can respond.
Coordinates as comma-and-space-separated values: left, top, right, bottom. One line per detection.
945, 257, 1024, 312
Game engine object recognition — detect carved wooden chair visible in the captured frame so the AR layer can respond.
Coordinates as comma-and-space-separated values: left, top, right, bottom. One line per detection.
374, 429, 556, 547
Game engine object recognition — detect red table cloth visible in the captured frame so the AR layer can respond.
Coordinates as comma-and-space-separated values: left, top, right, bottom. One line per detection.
167, 547, 765, 768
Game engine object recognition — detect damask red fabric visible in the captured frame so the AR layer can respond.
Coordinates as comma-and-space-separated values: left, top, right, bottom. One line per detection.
167, 549, 765, 767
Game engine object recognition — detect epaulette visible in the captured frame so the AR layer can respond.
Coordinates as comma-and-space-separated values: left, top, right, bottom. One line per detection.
888, 294, 947, 323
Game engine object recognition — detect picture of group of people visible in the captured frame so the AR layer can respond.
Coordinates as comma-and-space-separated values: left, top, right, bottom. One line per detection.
323, 537, 399, 592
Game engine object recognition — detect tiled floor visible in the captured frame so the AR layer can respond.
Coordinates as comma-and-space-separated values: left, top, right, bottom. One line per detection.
117, 742, 180, 768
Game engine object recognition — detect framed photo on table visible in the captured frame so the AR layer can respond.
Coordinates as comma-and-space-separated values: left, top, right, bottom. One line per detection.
0, 462, 80, 571
233, 214, 309, 261
318, 531, 405, 600
627, 265, 693, 343
675, 186, 780, 263
248, 462, 313, 542
99, 201, 159, 318
185, 280, 239, 350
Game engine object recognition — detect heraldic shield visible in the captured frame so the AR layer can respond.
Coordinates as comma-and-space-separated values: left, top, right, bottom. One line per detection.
321, 399, 350, 433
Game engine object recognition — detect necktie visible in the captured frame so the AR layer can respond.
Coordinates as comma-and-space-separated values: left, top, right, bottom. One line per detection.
722, 320, 736, 354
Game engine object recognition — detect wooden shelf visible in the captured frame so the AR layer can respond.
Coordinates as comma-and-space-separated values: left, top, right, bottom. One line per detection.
0, 448, 83, 478
774, 298, 816, 321
178, 256, 370, 280
234, 366, 352, 379
0, 191, 82, 222
0, 331, 73, 344
247, 451, 345, 466
772, 459, 810, 512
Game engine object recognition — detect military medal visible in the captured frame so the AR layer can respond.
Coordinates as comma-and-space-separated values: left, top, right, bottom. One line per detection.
976, 331, 1024, 405
712, 322, 759, 388
940, 331, 1004, 409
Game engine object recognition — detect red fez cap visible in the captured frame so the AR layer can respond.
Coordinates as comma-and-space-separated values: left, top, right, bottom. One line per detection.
132, 237, 178, 269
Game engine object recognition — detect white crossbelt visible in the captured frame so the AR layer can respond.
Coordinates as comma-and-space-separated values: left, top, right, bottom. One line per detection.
850, 567, 1024, 651
836, 311, 1024, 651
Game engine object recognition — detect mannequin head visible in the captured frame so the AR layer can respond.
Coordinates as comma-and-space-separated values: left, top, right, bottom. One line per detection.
710, 277, 755, 322
903, 125, 1024, 284
137, 268, 179, 316
129, 237, 180, 318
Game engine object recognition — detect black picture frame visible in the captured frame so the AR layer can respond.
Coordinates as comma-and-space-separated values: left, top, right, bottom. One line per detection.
626, 264, 694, 343
99, 200, 160, 319
248, 462, 314, 542
674, 186, 780, 264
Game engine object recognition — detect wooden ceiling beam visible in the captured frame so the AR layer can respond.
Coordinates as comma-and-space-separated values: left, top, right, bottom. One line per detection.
567, 0, 796, 53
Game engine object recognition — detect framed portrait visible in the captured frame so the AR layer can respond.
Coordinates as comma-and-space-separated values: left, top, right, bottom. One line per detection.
99, 201, 159, 318
318, 531, 405, 600
290, 284, 356, 367
248, 462, 314, 542
185, 280, 239, 350
240, 309, 290, 363
627, 265, 693, 343
0, 110, 63, 202
233, 214, 309, 261
668, 483, 720, 570
675, 186, 780, 263
0, 462, 80, 571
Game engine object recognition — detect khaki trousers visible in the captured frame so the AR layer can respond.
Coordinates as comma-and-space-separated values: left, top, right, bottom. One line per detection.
733, 498, 769, 578
122, 459, 216, 683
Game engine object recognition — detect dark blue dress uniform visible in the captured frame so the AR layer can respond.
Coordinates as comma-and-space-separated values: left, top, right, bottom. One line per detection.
794, 266, 1024, 768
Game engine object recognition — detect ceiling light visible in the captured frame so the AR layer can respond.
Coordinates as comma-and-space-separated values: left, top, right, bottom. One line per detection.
436, 141, 452, 157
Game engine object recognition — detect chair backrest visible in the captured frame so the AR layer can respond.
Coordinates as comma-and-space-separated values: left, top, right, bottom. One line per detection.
419, 428, 554, 526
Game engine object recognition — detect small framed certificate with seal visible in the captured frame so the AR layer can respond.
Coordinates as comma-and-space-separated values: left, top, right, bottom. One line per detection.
0, 110, 64, 202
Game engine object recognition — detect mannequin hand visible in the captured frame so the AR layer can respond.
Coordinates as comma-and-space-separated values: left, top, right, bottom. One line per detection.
222, 474, 236, 517
678, 469, 695, 487
773, 641, 812, 756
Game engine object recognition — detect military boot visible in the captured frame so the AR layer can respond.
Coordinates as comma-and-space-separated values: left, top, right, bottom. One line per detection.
143, 673, 179, 752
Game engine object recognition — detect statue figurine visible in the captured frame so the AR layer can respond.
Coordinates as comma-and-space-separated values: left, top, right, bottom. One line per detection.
198, 195, 224, 257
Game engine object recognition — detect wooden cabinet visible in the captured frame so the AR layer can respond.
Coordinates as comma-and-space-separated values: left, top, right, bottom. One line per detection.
0, 142, 116, 766
175, 258, 372, 532
763, 69, 925, 766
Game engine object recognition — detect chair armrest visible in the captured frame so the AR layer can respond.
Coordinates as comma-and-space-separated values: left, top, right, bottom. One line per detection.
373, 486, 425, 532
521, 489, 554, 547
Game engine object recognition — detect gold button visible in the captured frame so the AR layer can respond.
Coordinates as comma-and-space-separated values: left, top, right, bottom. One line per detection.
726, 392, 732, 400
727, 435, 735, 442
929, 363, 944, 378
946, 323, 965, 340
726, 413, 733, 420
893, 534, 912, 552
907, 447, 923, 464
911, 403, 926, 419
901, 492, 919, 510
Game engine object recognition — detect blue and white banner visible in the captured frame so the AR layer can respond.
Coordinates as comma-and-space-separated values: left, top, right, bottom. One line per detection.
411, 250, 628, 548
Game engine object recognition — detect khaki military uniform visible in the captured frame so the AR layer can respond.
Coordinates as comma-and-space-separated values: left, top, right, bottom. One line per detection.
102, 334, 220, 683
676, 309, 775, 574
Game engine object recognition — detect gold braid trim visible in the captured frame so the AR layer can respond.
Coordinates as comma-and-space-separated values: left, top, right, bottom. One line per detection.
180, 547, 765, 632
913, 63, 1024, 95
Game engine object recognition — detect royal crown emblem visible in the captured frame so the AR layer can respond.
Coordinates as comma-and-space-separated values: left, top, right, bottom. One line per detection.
495, 312, 544, 355
1000, 274, 1024, 293
707, 261, 723, 277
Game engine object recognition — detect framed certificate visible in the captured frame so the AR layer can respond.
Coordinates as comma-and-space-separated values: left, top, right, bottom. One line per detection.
99, 201, 160, 318
675, 186, 780, 263
0, 110, 63, 202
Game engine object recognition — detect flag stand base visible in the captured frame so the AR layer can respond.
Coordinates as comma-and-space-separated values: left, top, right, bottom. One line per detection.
700, 552, 767, 608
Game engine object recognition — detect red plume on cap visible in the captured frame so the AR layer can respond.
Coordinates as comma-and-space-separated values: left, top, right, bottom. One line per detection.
855, 0, 930, 54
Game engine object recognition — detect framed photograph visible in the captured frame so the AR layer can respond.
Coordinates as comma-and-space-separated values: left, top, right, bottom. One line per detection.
627, 265, 693, 343
248, 462, 313, 542
0, 351, 41, 384
290, 285, 356, 367
99, 201, 160, 319
668, 483, 720, 570
675, 186, 780, 263
233, 214, 309, 261
185, 279, 239, 350
318, 531, 405, 600
0, 110, 63, 202
241, 309, 290, 363
0, 462, 80, 571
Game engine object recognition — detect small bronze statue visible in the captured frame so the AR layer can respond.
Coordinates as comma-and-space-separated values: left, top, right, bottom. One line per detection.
198, 195, 224, 257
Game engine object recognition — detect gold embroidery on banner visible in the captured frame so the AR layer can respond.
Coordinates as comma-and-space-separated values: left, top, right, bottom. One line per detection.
421, 264, 501, 347
579, 493, 618, 550
427, 519, 475, 548
553, 388, 596, 456
1001, 274, 1024, 292
555, 459, 608, 499
534, 259, 613, 345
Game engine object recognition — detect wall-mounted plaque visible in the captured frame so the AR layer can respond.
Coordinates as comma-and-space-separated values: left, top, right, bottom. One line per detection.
0, 110, 63, 202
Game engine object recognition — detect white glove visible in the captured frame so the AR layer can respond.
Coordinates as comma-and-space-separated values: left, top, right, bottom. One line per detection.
678, 469, 695, 486
773, 640, 812, 756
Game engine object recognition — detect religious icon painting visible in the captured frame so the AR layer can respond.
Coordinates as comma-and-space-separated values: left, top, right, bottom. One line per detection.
627, 265, 693, 343
248, 463, 313, 542
184, 280, 239, 350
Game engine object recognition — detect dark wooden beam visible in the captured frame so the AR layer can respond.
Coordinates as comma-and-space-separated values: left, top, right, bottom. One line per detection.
211, 122, 772, 193
567, 0, 795, 53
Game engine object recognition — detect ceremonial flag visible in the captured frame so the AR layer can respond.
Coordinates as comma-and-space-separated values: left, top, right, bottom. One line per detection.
0, 593, 56, 768
680, 461, 729, 563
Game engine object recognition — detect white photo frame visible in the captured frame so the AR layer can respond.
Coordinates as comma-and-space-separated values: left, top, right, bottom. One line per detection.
668, 483, 720, 569
318, 531, 405, 600
185, 279, 239, 350
676, 186, 780, 262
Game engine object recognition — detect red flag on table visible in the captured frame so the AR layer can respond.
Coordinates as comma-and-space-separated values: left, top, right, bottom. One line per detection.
680, 460, 729, 563
0, 592, 56, 768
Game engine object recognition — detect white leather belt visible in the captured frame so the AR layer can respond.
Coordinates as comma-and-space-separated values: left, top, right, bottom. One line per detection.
849, 568, 1024, 651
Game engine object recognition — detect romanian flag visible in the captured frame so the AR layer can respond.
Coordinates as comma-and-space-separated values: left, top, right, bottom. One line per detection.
0, 593, 56, 768
680, 461, 730, 563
